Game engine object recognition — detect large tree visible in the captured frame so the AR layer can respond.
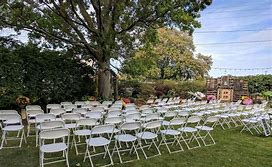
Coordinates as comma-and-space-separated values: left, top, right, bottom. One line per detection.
0, 0, 212, 97
122, 28, 213, 80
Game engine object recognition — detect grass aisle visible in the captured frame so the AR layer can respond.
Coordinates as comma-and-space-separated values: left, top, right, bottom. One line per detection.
0, 128, 271, 167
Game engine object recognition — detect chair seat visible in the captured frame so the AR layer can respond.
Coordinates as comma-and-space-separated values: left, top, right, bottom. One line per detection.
40, 143, 67, 153
74, 129, 91, 136
3, 125, 24, 131
114, 134, 137, 142
242, 119, 258, 123
65, 123, 78, 129
136, 132, 157, 139
161, 129, 180, 135
195, 126, 213, 131
162, 121, 170, 126
86, 137, 110, 146
178, 127, 197, 132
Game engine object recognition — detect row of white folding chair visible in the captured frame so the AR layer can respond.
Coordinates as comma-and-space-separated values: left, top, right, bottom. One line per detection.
0, 113, 27, 149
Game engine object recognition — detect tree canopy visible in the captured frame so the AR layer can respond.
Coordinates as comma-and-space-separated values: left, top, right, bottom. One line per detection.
122, 28, 213, 80
0, 0, 212, 97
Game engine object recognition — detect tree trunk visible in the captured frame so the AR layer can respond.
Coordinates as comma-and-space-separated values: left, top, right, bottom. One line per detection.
98, 61, 112, 98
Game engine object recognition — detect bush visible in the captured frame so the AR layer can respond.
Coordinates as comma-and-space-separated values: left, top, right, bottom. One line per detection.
0, 39, 95, 109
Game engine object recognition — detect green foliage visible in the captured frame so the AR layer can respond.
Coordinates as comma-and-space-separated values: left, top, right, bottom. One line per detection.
247, 75, 272, 94
122, 28, 212, 80
118, 79, 206, 99
0, 38, 94, 109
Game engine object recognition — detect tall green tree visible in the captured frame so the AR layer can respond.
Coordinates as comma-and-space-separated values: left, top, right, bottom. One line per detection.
122, 28, 212, 80
0, 0, 212, 97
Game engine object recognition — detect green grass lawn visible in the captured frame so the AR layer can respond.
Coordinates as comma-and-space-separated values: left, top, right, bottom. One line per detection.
0, 127, 271, 167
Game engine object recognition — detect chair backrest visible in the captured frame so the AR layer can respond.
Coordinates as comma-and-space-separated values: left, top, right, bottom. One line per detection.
46, 104, 61, 110
144, 120, 162, 130
73, 108, 87, 115
0, 110, 18, 114
0, 113, 22, 124
164, 111, 177, 118
64, 104, 77, 110
60, 102, 72, 107
142, 108, 154, 114
85, 111, 102, 119
107, 110, 121, 118
76, 118, 98, 127
26, 105, 41, 111
139, 105, 150, 110
169, 117, 186, 126
204, 116, 219, 127
102, 101, 113, 106
187, 116, 201, 124
110, 104, 123, 109
91, 124, 114, 135
120, 122, 141, 131
144, 113, 160, 122
61, 113, 81, 121
27, 109, 44, 117
125, 113, 141, 122
40, 128, 69, 140
126, 105, 137, 111
104, 116, 123, 125
114, 100, 123, 105
89, 101, 101, 106
81, 104, 94, 111
125, 109, 139, 115
36, 114, 56, 123
91, 107, 105, 112
50, 108, 66, 116
40, 120, 65, 129
157, 107, 168, 113
74, 101, 86, 107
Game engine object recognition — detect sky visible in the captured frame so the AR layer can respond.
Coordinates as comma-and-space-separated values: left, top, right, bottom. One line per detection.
194, 0, 272, 77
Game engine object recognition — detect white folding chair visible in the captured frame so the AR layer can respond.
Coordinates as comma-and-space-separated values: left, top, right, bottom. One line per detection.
196, 116, 219, 146
112, 122, 141, 163
178, 116, 201, 149
0, 114, 26, 149
136, 120, 162, 159
26, 109, 44, 136
39, 128, 70, 167
160, 118, 186, 153
83, 124, 114, 167
61, 113, 81, 130
73, 118, 98, 155
35, 114, 56, 146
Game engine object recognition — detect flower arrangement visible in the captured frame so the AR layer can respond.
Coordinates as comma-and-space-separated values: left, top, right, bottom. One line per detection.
16, 95, 30, 105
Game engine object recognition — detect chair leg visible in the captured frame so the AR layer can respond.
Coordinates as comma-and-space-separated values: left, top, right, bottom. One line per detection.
65, 150, 70, 167
0, 131, 6, 149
